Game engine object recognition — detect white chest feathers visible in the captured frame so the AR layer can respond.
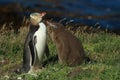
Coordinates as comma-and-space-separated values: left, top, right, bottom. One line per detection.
33, 22, 47, 61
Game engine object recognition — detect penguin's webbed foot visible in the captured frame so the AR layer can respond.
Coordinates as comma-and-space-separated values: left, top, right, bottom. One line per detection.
15, 67, 30, 74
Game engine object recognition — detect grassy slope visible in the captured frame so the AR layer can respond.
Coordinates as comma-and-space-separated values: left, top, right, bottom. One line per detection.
0, 26, 120, 80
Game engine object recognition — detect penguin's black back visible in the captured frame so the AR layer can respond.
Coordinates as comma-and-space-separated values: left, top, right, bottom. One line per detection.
23, 25, 39, 67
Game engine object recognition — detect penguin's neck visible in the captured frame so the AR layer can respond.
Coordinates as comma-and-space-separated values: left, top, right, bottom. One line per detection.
38, 22, 46, 32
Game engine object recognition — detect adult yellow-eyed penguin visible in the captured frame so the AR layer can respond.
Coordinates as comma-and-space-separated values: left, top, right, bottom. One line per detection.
16, 12, 49, 74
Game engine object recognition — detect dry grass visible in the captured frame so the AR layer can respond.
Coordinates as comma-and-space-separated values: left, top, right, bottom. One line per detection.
0, 23, 120, 80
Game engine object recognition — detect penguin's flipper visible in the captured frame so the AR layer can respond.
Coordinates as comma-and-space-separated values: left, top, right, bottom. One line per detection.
29, 36, 37, 66
33, 36, 37, 45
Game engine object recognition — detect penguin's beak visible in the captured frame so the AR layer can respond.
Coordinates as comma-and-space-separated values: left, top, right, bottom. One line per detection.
40, 12, 46, 17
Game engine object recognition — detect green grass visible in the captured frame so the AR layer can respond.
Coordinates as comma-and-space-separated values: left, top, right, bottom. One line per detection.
0, 25, 120, 80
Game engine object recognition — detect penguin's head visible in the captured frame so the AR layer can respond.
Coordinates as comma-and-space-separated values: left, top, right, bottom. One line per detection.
30, 12, 46, 26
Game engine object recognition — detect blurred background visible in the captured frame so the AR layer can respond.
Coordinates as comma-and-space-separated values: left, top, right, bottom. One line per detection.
0, 0, 120, 33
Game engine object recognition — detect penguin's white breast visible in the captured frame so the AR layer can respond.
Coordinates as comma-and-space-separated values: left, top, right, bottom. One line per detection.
33, 23, 47, 60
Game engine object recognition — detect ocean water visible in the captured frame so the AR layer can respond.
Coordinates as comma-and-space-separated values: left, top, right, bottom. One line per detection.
0, 0, 120, 31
